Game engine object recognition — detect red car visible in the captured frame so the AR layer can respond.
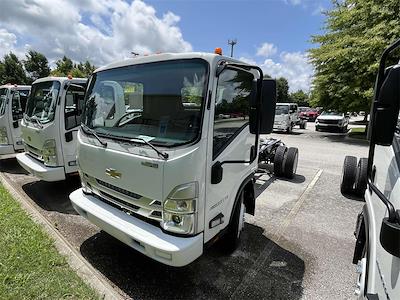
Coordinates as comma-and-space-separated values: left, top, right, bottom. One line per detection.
305, 108, 320, 121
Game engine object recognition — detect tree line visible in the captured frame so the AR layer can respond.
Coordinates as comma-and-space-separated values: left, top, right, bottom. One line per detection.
0, 50, 96, 85
264, 75, 310, 107
309, 0, 400, 115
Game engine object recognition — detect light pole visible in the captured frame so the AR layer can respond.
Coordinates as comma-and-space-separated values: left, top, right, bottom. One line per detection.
228, 39, 237, 57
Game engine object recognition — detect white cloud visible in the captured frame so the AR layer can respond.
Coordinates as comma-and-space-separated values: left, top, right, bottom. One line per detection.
261, 52, 314, 92
0, 0, 192, 66
256, 43, 278, 57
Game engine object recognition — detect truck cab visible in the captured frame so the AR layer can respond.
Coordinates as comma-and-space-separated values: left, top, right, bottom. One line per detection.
69, 52, 276, 266
0, 84, 31, 155
17, 77, 87, 181
340, 39, 400, 299
274, 102, 306, 132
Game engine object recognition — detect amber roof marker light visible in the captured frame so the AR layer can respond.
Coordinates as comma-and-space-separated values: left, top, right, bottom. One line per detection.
214, 47, 223, 55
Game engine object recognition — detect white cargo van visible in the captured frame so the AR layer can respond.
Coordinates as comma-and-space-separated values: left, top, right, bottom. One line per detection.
0, 84, 31, 155
340, 39, 400, 299
69, 52, 277, 266
17, 77, 87, 181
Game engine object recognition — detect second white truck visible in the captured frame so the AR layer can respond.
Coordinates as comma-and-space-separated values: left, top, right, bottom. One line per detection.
17, 76, 87, 181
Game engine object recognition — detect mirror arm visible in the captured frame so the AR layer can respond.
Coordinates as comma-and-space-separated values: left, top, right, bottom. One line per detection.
368, 178, 398, 223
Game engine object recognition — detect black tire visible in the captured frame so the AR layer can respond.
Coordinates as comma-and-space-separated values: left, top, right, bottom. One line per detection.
283, 147, 299, 179
300, 121, 307, 129
340, 156, 358, 195
354, 158, 368, 197
221, 192, 245, 253
341, 125, 348, 133
273, 145, 287, 176
315, 126, 320, 131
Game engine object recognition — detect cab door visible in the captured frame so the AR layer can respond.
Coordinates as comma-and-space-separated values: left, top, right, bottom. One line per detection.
9, 89, 29, 151
204, 67, 258, 243
61, 84, 85, 174
367, 131, 400, 298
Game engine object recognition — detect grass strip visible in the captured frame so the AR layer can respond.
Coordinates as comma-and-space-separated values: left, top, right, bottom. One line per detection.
0, 183, 98, 299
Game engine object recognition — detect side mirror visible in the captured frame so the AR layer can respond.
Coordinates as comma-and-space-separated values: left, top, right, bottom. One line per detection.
371, 65, 400, 145
380, 216, 400, 258
259, 79, 277, 134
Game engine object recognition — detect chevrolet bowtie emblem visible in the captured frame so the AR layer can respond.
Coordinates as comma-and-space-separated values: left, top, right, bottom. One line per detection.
105, 168, 121, 179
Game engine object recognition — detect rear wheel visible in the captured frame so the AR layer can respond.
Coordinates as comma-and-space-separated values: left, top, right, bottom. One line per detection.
354, 158, 368, 197
273, 145, 287, 177
286, 123, 293, 133
283, 147, 299, 179
340, 156, 358, 195
300, 120, 307, 129
221, 192, 245, 253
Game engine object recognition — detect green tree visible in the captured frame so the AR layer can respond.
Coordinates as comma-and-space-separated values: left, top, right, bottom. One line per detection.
0, 52, 27, 85
290, 90, 309, 106
276, 77, 289, 103
51, 56, 74, 76
24, 50, 50, 82
309, 0, 400, 114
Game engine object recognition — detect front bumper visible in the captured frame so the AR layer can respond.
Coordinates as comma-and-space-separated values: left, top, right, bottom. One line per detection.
70, 188, 204, 267
316, 122, 342, 128
16, 152, 66, 181
273, 123, 288, 130
0, 144, 15, 155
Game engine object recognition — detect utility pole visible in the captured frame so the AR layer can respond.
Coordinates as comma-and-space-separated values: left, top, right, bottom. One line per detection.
228, 39, 237, 57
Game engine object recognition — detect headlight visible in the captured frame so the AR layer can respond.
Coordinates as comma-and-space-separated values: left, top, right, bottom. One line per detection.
162, 182, 198, 235
0, 127, 8, 144
42, 139, 58, 166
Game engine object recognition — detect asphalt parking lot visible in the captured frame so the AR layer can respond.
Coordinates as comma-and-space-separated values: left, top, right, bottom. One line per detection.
0, 119, 368, 300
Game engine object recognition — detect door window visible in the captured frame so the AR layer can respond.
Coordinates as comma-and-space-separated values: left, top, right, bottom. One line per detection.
65, 85, 85, 130
213, 69, 254, 158
12, 90, 29, 121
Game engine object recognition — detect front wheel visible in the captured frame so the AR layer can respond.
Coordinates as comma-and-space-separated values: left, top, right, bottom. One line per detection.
221, 192, 245, 253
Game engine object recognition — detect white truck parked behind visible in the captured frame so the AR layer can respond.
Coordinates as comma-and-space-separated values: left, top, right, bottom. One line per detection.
273, 102, 306, 133
17, 76, 87, 181
0, 84, 30, 155
69, 51, 277, 266
340, 39, 400, 299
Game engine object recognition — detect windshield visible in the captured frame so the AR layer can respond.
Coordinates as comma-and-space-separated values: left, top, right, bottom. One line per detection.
83, 59, 208, 147
321, 111, 342, 116
0, 88, 8, 116
275, 105, 289, 115
298, 107, 308, 112
25, 81, 61, 123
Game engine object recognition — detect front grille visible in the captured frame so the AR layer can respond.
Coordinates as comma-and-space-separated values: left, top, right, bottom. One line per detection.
97, 179, 141, 199
318, 119, 339, 124
26, 144, 43, 161
87, 176, 163, 221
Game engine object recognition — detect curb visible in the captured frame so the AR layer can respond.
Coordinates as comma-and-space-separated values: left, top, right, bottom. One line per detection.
0, 172, 126, 300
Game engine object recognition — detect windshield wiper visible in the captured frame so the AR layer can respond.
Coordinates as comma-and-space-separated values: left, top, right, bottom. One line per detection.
130, 137, 169, 160
81, 124, 108, 147
30, 116, 43, 129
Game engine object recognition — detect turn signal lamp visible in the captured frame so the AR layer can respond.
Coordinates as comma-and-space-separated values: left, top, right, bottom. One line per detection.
214, 47, 222, 55
67, 74, 73, 79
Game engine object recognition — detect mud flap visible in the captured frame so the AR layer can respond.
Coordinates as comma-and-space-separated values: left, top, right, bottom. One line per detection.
353, 210, 366, 264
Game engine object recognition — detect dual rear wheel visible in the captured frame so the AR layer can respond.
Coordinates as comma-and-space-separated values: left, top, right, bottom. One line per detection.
273, 145, 299, 179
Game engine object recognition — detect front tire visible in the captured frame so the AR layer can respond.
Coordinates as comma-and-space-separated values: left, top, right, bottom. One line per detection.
221, 192, 245, 253
354, 158, 368, 197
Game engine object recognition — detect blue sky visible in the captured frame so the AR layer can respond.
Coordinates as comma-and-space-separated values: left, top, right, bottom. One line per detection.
0, 0, 332, 91
146, 0, 330, 56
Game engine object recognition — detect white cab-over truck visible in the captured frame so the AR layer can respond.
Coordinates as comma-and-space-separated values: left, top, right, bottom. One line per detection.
69, 52, 277, 266
17, 77, 87, 181
0, 84, 30, 155
340, 39, 400, 299
273, 102, 306, 133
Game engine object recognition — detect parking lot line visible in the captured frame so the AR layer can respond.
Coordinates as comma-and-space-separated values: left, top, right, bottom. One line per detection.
230, 168, 323, 299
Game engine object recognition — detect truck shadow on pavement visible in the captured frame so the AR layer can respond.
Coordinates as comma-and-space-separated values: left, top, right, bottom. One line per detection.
254, 172, 306, 198
0, 157, 29, 175
80, 223, 305, 300
21, 175, 80, 215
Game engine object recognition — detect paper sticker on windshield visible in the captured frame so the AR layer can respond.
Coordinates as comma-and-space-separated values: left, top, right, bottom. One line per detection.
136, 135, 155, 142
